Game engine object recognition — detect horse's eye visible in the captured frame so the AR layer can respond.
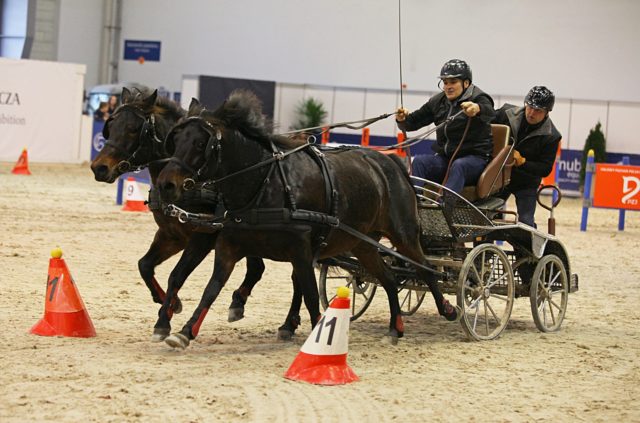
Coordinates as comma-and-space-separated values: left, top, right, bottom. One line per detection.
196, 138, 207, 150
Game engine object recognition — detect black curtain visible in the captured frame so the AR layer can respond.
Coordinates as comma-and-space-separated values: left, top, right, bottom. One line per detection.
198, 75, 276, 118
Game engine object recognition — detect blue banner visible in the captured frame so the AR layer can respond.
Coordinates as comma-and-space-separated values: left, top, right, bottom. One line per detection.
124, 40, 161, 62
91, 120, 106, 160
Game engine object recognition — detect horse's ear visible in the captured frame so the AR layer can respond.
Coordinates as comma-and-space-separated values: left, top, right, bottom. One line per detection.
143, 89, 158, 108
188, 98, 202, 116
121, 87, 132, 104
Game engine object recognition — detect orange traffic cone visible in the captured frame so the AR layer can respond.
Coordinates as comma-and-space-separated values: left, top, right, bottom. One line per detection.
284, 286, 359, 385
11, 148, 31, 175
30, 248, 96, 338
122, 177, 149, 212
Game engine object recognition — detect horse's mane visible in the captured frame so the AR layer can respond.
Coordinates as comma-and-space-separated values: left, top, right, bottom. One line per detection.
205, 89, 304, 149
125, 89, 186, 122
153, 95, 186, 121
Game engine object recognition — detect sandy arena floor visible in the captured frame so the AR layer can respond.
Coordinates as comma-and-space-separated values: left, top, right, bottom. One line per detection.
1, 162, 639, 422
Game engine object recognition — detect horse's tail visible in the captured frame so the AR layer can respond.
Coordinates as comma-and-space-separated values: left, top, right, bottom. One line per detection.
387, 153, 411, 181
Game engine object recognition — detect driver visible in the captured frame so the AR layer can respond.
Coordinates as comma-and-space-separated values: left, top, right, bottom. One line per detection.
395, 59, 495, 194
494, 86, 562, 227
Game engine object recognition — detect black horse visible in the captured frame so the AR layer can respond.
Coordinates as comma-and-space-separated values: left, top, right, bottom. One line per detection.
90, 88, 284, 341
155, 90, 458, 349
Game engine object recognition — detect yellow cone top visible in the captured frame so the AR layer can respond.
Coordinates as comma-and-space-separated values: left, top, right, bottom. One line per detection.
588, 149, 594, 157
336, 286, 350, 299
51, 247, 63, 259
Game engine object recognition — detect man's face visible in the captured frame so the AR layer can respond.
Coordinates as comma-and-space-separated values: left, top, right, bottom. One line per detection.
441, 78, 465, 100
525, 105, 548, 125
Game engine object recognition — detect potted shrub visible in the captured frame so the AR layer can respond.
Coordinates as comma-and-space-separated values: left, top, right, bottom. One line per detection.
290, 97, 327, 134
579, 121, 607, 189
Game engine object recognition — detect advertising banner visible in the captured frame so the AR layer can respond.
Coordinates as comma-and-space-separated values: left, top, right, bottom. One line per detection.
593, 164, 640, 210
0, 58, 86, 163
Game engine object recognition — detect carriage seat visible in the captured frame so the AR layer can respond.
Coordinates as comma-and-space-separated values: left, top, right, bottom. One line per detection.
461, 124, 514, 203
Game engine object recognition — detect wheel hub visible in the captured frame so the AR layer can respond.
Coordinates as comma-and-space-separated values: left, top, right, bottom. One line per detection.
482, 287, 491, 299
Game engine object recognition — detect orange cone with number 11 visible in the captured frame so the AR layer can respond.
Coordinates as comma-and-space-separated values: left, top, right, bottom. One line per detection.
284, 286, 358, 385
30, 248, 96, 338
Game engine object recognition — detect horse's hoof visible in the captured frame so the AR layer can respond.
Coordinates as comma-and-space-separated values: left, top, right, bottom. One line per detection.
228, 307, 244, 323
443, 300, 460, 322
151, 327, 170, 342
383, 334, 399, 346
172, 298, 183, 315
165, 333, 190, 350
277, 329, 294, 341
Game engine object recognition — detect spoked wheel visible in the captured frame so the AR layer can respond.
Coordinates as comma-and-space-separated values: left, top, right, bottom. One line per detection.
530, 254, 569, 332
458, 244, 515, 341
318, 262, 376, 321
397, 280, 426, 316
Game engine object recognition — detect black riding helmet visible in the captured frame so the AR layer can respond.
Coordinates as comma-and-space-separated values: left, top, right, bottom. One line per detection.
438, 59, 472, 83
525, 86, 555, 111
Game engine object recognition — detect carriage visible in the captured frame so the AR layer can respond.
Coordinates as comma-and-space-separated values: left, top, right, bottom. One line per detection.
316, 125, 579, 341
99, 88, 578, 347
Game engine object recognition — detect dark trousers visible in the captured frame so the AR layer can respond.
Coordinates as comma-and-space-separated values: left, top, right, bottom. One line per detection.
412, 153, 488, 194
497, 186, 538, 227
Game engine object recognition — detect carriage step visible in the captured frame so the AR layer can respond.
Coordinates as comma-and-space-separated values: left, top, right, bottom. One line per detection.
569, 273, 579, 293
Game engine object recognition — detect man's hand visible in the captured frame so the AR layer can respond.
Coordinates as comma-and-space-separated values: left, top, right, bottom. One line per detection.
395, 107, 409, 122
461, 101, 480, 117
513, 150, 526, 167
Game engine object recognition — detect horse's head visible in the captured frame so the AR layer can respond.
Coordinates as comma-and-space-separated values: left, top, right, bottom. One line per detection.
91, 87, 182, 183
157, 98, 224, 203
157, 90, 274, 204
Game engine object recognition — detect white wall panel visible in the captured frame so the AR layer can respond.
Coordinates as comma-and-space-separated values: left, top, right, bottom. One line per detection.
274, 84, 304, 133
180, 75, 199, 111
568, 102, 609, 152
607, 103, 637, 154
550, 101, 571, 149
329, 89, 364, 137
364, 91, 399, 137
109, 0, 640, 103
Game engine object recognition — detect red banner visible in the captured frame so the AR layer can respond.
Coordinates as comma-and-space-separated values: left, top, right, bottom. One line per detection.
593, 164, 640, 210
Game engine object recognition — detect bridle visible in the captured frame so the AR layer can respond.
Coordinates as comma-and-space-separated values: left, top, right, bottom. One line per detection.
165, 115, 310, 193
102, 104, 167, 173
164, 115, 223, 191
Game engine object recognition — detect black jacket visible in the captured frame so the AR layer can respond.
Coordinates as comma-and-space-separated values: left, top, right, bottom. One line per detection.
397, 85, 495, 159
495, 104, 562, 190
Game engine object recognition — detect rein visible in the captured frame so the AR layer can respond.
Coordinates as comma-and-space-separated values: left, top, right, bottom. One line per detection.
278, 113, 393, 137
201, 141, 311, 189
166, 115, 444, 277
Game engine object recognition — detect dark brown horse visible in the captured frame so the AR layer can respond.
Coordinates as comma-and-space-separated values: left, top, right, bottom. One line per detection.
155, 90, 458, 349
90, 88, 283, 341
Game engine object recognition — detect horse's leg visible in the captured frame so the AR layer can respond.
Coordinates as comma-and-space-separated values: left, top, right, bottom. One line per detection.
352, 244, 404, 343
394, 240, 459, 322
152, 232, 216, 342
278, 261, 322, 340
164, 247, 240, 350
276, 270, 303, 340
228, 256, 266, 322
139, 228, 187, 314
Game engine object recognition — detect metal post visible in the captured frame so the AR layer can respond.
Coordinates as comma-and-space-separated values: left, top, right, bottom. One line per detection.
618, 156, 630, 231
552, 157, 560, 204
580, 150, 595, 231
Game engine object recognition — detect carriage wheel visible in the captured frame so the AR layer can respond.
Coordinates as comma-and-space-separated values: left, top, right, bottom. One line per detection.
397, 280, 426, 316
318, 262, 376, 321
457, 244, 515, 341
530, 254, 569, 332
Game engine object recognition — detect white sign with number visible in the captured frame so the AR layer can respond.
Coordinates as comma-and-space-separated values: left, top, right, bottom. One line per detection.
300, 308, 350, 355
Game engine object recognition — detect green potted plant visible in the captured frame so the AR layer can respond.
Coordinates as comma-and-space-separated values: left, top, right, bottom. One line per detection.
579, 121, 607, 188
290, 97, 327, 133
